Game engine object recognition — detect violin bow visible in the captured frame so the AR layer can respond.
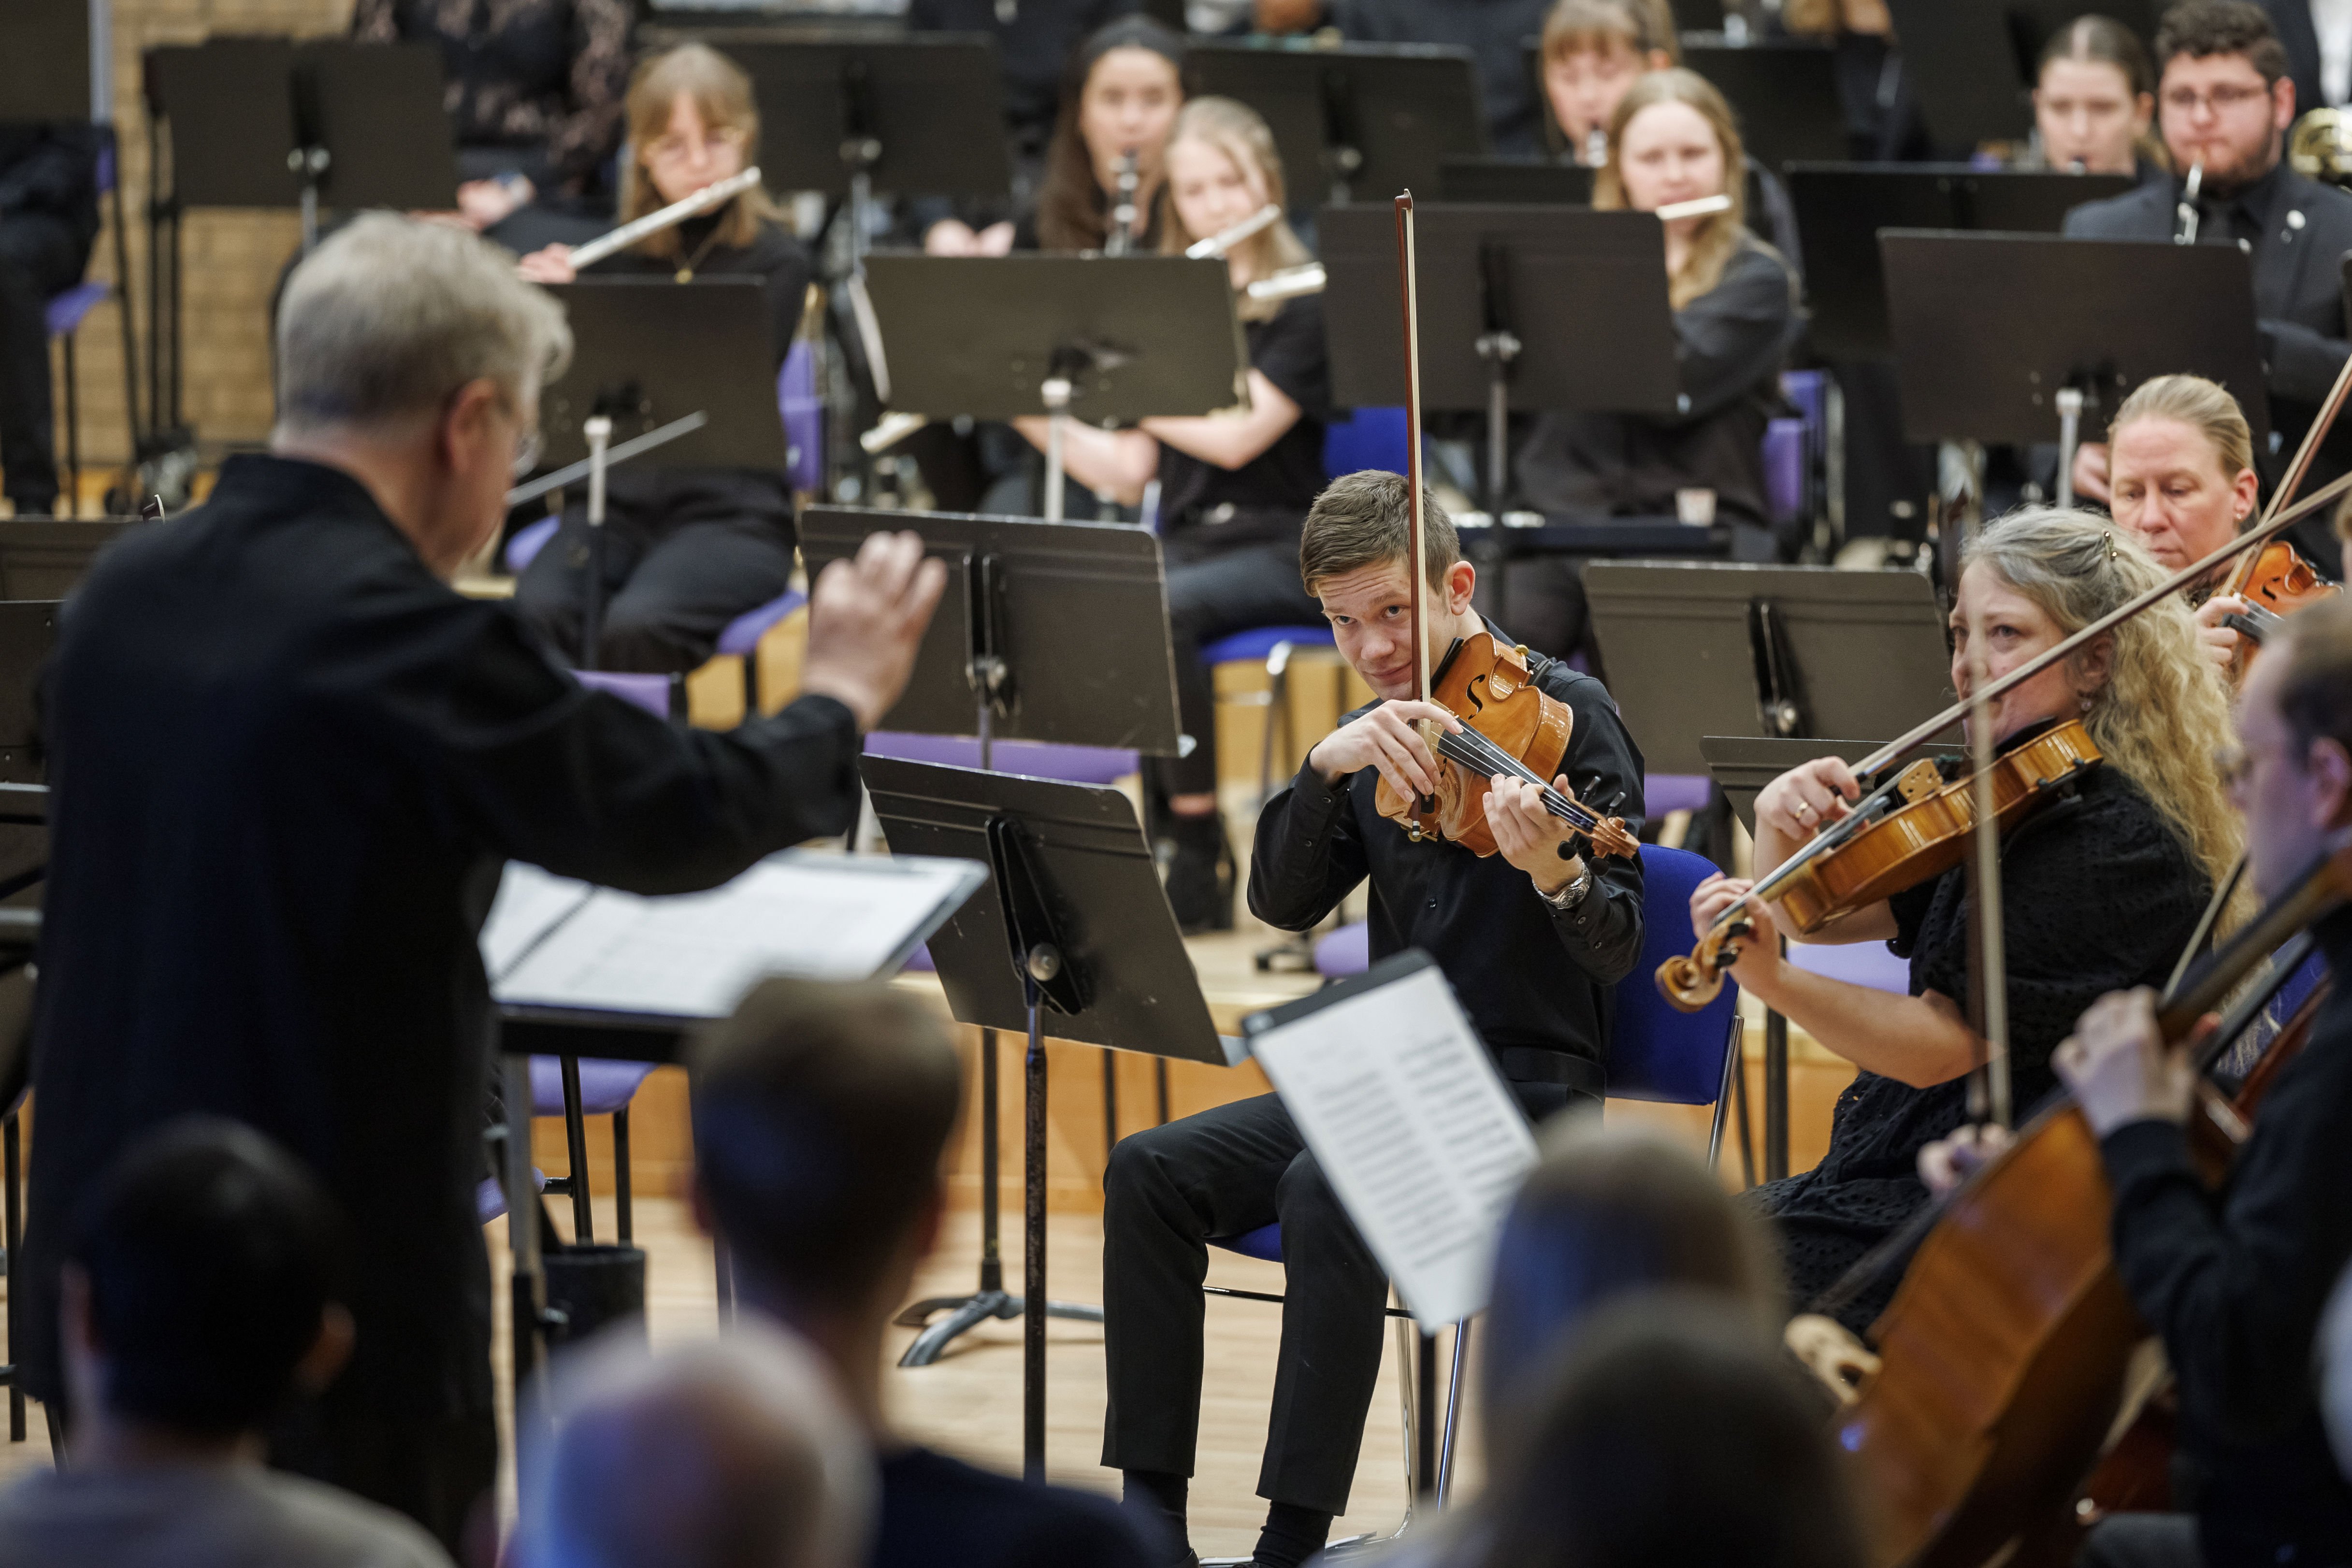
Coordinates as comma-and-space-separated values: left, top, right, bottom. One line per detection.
1957, 505, 2012, 1128
1395, 192, 1437, 828
2222, 343, 2352, 599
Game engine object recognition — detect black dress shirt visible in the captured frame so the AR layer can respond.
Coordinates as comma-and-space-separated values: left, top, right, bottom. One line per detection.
2064, 158, 2352, 562
2101, 910, 2352, 1566
1248, 627, 1646, 1080
1157, 294, 1331, 545
18, 455, 866, 1421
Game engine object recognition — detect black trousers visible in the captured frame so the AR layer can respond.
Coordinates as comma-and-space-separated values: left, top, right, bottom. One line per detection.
0, 212, 85, 513
1101, 1080, 1581, 1514
1152, 535, 1324, 801
516, 507, 797, 675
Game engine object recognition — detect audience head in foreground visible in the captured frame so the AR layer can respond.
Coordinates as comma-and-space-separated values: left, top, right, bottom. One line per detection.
518, 1326, 873, 1568
273, 212, 572, 578
0, 1117, 449, 1567
1469, 1295, 1866, 1568
691, 978, 1155, 1568
1481, 1121, 1781, 1446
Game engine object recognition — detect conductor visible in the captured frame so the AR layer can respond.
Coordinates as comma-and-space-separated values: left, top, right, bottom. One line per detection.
14, 214, 945, 1555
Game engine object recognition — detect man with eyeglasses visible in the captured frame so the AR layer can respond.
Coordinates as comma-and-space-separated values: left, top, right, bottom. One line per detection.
14, 214, 946, 1557
2063, 0, 2352, 569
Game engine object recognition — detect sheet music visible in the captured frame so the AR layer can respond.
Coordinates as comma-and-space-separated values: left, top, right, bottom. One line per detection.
482, 863, 594, 980
489, 851, 985, 1019
1248, 962, 1539, 1329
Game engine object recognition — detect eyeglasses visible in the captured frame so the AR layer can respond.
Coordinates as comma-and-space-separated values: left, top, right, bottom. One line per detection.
511, 423, 542, 478
644, 128, 746, 166
2161, 83, 2270, 115
2214, 741, 2251, 791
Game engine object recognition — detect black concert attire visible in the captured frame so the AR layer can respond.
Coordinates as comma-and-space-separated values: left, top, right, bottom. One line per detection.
351, 0, 632, 248
2065, 158, 2352, 565
1757, 760, 2209, 1335
877, 1446, 1155, 1568
1101, 638, 1645, 1515
2077, 909, 2352, 1568
1506, 237, 1800, 662
1327, 0, 1557, 157
0, 128, 100, 518
513, 213, 813, 673
18, 454, 866, 1552
1151, 293, 1331, 801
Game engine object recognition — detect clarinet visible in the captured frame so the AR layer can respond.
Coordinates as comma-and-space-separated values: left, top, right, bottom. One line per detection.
1107, 151, 1141, 256
2175, 160, 2204, 245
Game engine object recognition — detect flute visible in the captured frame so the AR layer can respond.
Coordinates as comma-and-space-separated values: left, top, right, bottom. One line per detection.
548, 167, 765, 273
1655, 192, 1733, 222
1186, 203, 1283, 259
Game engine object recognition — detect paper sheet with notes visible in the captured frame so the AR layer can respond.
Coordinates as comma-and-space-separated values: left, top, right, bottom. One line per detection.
1243, 951, 1540, 1330
481, 850, 987, 1019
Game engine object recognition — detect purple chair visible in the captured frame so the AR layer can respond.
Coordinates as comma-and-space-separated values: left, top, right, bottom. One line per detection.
505, 514, 561, 573
862, 730, 1140, 783
780, 342, 824, 495
530, 1057, 660, 1243
1322, 406, 1412, 476
1200, 624, 1341, 806
477, 1166, 550, 1225
1644, 773, 1714, 817
1763, 418, 1807, 526
1313, 921, 1369, 979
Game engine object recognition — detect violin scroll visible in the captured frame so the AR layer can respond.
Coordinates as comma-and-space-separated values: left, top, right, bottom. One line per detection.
1656, 909, 1749, 1013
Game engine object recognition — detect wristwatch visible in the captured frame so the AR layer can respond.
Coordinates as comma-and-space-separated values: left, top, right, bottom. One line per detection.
1540, 866, 1594, 912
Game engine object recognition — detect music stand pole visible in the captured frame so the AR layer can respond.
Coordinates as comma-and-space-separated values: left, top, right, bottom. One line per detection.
581, 417, 612, 672
1476, 329, 1519, 516
2055, 387, 2083, 510
292, 145, 328, 255
1042, 376, 1072, 523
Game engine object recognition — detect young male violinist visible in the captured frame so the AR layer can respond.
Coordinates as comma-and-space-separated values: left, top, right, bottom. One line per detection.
1097, 469, 1646, 1568
2052, 597, 2352, 1567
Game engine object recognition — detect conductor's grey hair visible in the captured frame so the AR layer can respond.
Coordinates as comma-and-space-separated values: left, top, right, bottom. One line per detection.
274, 212, 572, 438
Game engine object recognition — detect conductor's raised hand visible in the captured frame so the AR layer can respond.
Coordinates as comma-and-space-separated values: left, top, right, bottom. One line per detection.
799, 532, 948, 732
1307, 700, 1460, 799
1755, 757, 1861, 843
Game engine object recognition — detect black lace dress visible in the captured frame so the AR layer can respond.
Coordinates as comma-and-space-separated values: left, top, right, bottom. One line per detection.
1753, 762, 2210, 1334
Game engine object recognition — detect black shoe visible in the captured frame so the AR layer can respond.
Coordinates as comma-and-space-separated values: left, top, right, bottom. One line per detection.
1164, 813, 1235, 934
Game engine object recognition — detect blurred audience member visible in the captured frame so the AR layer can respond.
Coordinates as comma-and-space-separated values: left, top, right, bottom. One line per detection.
691, 978, 1155, 1568
518, 1326, 873, 1568
0, 1119, 450, 1568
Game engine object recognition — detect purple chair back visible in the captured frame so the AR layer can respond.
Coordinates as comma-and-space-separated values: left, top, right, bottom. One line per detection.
1322, 407, 1411, 478
781, 342, 823, 494
1763, 418, 1806, 525
862, 732, 1138, 784
1610, 844, 1742, 1104
506, 514, 561, 574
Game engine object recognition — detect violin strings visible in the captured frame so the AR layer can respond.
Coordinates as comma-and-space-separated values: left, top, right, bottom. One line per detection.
1436, 728, 1605, 832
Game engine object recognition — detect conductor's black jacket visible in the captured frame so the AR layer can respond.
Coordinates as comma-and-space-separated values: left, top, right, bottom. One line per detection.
17, 453, 863, 1420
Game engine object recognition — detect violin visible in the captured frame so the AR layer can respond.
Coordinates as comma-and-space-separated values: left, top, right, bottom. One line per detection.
1368, 194, 1638, 867
1834, 833, 2352, 1568
2215, 537, 2341, 659
1657, 719, 2102, 1012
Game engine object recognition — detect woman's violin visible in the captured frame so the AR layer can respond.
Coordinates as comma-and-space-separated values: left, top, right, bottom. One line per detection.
1371, 195, 1637, 866
2216, 536, 2341, 662
1657, 719, 2103, 1012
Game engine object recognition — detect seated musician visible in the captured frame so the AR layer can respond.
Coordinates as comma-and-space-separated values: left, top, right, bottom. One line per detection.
515, 43, 815, 675
2064, 0, 2352, 567
1539, 0, 1678, 168
352, 0, 630, 250
1510, 69, 1800, 662
1692, 509, 2244, 1330
2046, 600, 2352, 1567
1101, 471, 1645, 1568
2033, 15, 2166, 182
1007, 16, 1186, 255
2101, 373, 2339, 676
1011, 97, 1329, 932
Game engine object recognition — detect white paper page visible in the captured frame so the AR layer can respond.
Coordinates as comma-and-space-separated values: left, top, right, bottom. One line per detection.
481, 863, 595, 981
1250, 964, 1539, 1329
493, 852, 982, 1018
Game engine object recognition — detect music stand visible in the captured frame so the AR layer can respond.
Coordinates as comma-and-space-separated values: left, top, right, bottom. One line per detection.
0, 518, 138, 600
1882, 0, 2034, 151
863, 756, 1228, 1481
1321, 203, 1678, 513
1786, 164, 2134, 362
857, 254, 1244, 520
709, 36, 1010, 269
538, 278, 785, 668
1880, 232, 2271, 477
0, 0, 102, 123
1188, 40, 1489, 208
1682, 41, 1848, 174
1700, 734, 1968, 836
0, 604, 57, 788
1438, 158, 1593, 205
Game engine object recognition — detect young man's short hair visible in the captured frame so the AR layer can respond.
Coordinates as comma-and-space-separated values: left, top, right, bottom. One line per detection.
2154, 0, 2289, 88
690, 979, 962, 1308
68, 1118, 348, 1434
1299, 470, 1462, 596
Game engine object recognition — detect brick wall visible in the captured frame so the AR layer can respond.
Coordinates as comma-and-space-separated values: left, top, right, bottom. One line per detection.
60, 0, 351, 480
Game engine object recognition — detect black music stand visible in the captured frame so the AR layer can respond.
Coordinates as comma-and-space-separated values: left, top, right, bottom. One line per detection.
0, 0, 101, 123
863, 756, 1229, 1481
0, 518, 139, 600
538, 278, 784, 668
713, 36, 1010, 268
1881, 232, 2271, 466
1882, 0, 2033, 151
803, 505, 1185, 1381
1585, 563, 1955, 1180
1786, 165, 2134, 362
1438, 158, 1593, 205
857, 254, 1244, 519
0, 604, 58, 788
1682, 41, 1848, 173
1320, 204, 1678, 513
1189, 40, 1489, 208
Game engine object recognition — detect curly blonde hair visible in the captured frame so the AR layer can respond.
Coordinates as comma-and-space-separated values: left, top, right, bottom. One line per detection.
1964, 508, 2248, 928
